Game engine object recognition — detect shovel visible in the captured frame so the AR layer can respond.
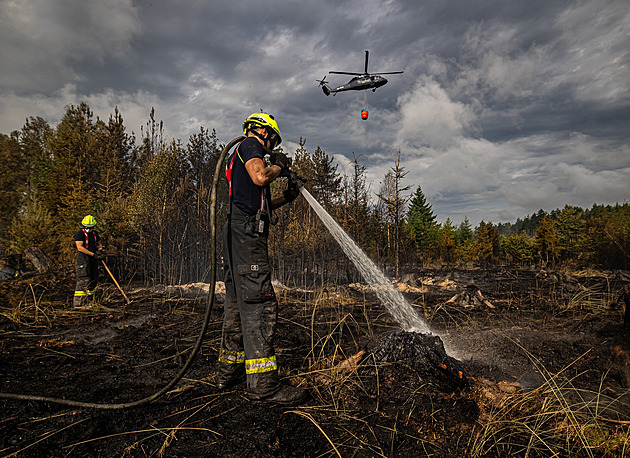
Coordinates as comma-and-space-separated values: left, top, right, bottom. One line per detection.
101, 259, 131, 305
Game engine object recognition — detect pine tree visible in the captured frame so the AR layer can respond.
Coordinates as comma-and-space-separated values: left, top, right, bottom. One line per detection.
437, 219, 456, 265
347, 153, 370, 245
406, 185, 437, 259
311, 146, 341, 210
0, 133, 27, 251
455, 216, 475, 254
475, 221, 500, 265
104, 107, 137, 192
534, 215, 560, 265
501, 232, 535, 265
577, 204, 630, 269
20, 116, 54, 197
554, 205, 584, 261
310, 146, 342, 285
390, 151, 410, 277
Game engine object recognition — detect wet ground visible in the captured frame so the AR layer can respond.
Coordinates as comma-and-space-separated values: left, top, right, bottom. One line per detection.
1, 267, 629, 457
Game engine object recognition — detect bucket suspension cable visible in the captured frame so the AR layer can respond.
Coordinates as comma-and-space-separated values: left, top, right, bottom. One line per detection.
361, 90, 369, 120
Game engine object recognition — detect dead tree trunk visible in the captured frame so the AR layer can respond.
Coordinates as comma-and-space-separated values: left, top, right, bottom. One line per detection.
621, 284, 630, 327
24, 247, 52, 273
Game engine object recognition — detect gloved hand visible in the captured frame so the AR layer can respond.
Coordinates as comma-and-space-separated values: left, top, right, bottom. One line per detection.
283, 181, 301, 203
92, 252, 102, 261
269, 152, 291, 173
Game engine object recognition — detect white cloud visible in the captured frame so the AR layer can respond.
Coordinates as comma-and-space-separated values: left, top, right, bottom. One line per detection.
392, 76, 474, 150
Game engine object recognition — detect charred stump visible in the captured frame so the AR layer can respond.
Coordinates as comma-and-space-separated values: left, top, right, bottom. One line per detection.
446, 284, 495, 308
364, 331, 471, 392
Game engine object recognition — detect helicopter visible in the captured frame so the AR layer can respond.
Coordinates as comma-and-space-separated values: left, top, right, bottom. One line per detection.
318, 50, 403, 96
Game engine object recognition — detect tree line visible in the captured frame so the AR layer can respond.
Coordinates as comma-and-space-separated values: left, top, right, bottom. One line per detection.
1, 104, 628, 288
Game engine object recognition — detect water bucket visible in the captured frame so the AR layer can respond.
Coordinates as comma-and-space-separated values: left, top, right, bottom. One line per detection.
360, 110, 369, 120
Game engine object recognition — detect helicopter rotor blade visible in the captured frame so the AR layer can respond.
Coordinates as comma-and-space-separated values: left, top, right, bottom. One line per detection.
329, 71, 363, 75
365, 50, 369, 74
371, 71, 404, 75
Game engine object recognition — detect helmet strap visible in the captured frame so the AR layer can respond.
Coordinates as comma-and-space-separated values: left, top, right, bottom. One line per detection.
248, 128, 274, 155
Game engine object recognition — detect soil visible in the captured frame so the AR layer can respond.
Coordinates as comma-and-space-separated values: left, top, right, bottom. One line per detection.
1, 267, 629, 457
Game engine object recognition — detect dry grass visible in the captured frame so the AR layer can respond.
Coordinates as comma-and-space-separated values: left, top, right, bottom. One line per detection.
2, 269, 629, 456
469, 346, 630, 457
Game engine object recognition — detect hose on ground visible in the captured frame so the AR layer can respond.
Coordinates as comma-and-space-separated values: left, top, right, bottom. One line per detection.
0, 136, 245, 410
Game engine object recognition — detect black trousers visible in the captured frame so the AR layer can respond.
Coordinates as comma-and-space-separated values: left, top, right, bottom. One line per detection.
74, 252, 98, 306
217, 205, 279, 391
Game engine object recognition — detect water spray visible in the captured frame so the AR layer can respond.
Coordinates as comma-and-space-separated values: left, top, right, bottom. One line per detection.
299, 187, 432, 334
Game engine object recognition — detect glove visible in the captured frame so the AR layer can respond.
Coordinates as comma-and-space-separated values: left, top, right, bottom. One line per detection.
269, 152, 291, 172
283, 181, 301, 203
92, 252, 102, 261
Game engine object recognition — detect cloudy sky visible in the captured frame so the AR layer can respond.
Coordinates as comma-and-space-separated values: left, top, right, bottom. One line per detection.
1, 0, 628, 226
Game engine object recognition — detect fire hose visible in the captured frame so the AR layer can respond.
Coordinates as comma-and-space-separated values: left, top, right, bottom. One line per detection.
0, 136, 246, 410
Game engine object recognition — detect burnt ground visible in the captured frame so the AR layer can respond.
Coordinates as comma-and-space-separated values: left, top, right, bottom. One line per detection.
1, 267, 629, 457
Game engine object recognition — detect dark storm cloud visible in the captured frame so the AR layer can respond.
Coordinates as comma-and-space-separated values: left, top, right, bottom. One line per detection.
1, 0, 628, 226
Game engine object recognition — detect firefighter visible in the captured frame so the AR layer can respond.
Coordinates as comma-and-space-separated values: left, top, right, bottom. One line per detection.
73, 215, 102, 307
217, 112, 305, 404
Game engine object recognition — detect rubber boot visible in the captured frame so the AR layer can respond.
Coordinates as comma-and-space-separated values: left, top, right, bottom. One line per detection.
74, 275, 89, 308
246, 371, 306, 405
73, 293, 84, 308
215, 362, 246, 391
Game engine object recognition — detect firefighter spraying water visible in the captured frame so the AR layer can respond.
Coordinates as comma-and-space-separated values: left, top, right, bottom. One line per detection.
218, 113, 306, 405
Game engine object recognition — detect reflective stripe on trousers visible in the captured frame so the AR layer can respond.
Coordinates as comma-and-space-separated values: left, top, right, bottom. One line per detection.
245, 355, 277, 374
218, 349, 245, 364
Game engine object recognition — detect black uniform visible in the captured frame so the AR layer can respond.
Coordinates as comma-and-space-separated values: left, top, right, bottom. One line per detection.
217, 137, 282, 396
73, 228, 100, 306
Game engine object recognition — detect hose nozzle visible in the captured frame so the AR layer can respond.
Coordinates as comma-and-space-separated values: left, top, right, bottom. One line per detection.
287, 169, 306, 188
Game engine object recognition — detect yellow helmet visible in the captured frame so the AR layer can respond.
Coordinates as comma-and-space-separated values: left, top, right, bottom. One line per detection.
82, 215, 97, 228
242, 112, 282, 149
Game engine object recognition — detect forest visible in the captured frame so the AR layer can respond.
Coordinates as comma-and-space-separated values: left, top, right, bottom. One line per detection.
1, 102, 629, 285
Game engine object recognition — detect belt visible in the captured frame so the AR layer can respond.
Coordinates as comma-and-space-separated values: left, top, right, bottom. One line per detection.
229, 202, 260, 222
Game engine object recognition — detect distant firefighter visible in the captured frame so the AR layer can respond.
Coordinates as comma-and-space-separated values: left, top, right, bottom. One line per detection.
73, 215, 103, 307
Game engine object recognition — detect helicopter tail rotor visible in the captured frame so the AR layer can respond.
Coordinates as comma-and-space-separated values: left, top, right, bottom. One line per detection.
317, 76, 332, 96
